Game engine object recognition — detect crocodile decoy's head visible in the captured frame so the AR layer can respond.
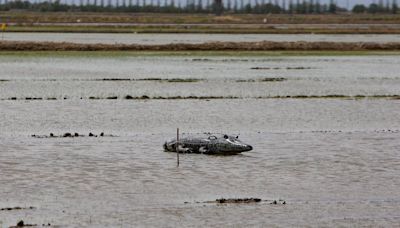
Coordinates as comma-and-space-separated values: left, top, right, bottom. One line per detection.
219, 134, 253, 153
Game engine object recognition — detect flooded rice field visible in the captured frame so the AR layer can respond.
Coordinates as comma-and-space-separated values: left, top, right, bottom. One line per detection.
1, 53, 400, 227
0, 55, 400, 99
3, 32, 400, 44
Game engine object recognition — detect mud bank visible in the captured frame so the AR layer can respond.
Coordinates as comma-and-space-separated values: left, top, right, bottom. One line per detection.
1, 41, 400, 51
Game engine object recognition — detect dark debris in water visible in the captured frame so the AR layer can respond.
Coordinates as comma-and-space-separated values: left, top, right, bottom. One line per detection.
236, 78, 286, 82
215, 198, 262, 203
136, 78, 202, 83
31, 132, 114, 138
0, 206, 35, 211
3, 95, 400, 101
95, 78, 203, 83
165, 78, 202, 83
98, 78, 132, 81
191, 58, 251, 62
195, 198, 286, 205
11, 221, 51, 227
123, 95, 238, 100
125, 95, 151, 99
24, 97, 43, 100
270, 200, 286, 205
259, 78, 287, 82
251, 67, 314, 70
266, 95, 400, 99
9, 220, 37, 227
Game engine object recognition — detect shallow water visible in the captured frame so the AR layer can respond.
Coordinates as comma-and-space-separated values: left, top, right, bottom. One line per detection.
0, 54, 400, 227
3, 33, 400, 44
0, 55, 399, 99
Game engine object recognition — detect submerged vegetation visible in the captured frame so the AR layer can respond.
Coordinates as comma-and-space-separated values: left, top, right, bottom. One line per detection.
250, 67, 314, 70
196, 198, 286, 204
236, 77, 287, 82
31, 132, 113, 138
96, 78, 202, 82
0, 206, 35, 211
3, 95, 400, 101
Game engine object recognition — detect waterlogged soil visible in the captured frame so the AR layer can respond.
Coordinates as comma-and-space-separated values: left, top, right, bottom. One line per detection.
1, 54, 400, 227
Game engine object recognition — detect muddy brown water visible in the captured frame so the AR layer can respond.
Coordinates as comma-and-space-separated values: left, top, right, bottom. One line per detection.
0, 54, 400, 227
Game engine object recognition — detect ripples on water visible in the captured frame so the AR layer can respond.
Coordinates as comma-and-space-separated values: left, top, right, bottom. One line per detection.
0, 54, 400, 227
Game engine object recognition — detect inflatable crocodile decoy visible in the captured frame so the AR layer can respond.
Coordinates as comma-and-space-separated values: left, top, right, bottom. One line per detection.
163, 133, 253, 155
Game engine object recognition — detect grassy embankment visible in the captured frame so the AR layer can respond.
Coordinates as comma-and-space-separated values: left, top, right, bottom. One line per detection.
1, 50, 400, 57
2, 12, 400, 33
1, 40, 400, 52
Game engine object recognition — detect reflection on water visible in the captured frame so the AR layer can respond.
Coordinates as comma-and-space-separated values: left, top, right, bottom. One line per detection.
0, 54, 400, 227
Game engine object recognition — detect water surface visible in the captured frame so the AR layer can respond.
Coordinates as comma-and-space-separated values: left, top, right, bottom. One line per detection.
3, 33, 400, 44
0, 54, 399, 227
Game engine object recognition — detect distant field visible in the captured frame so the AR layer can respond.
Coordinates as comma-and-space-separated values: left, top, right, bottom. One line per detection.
4, 24, 400, 34
1, 12, 400, 33
1, 12, 400, 24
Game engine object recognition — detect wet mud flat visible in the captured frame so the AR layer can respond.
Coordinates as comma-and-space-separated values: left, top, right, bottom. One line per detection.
1, 53, 400, 227
2, 40, 400, 51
